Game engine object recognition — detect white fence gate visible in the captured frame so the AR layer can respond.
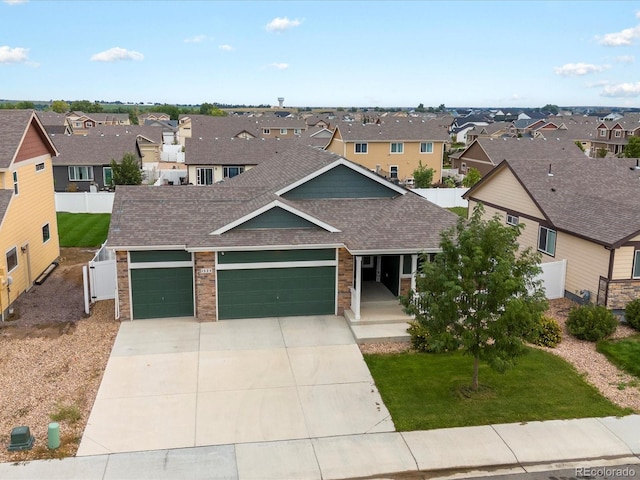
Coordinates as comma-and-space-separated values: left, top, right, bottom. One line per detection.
88, 243, 117, 302
56, 192, 115, 213
536, 259, 567, 299
413, 187, 469, 208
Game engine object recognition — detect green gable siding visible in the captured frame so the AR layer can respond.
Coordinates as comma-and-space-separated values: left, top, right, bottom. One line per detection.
283, 164, 398, 199
130, 250, 191, 263
219, 248, 335, 264
235, 207, 318, 230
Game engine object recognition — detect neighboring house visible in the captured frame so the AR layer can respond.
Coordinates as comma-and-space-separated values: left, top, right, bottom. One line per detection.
107, 144, 458, 321
465, 121, 512, 144
463, 155, 640, 311
66, 112, 130, 133
325, 119, 449, 184
50, 132, 146, 191
0, 110, 60, 317
300, 126, 335, 149
450, 137, 586, 176
138, 112, 171, 124
185, 137, 292, 185
590, 113, 640, 157
37, 111, 72, 135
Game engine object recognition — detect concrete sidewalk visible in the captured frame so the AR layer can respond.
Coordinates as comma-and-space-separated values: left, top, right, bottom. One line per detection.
2, 415, 639, 480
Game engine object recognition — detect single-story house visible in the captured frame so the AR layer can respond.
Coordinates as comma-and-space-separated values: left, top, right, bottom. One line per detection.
108, 144, 458, 321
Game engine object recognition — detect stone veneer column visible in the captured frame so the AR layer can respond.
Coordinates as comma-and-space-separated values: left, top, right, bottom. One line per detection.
606, 280, 640, 310
195, 252, 217, 321
337, 248, 353, 315
116, 251, 130, 321
399, 278, 412, 298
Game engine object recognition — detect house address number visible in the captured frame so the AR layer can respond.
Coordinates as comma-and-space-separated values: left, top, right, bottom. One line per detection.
200, 268, 213, 274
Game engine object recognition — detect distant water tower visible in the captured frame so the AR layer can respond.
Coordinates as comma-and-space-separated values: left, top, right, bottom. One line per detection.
278, 97, 285, 108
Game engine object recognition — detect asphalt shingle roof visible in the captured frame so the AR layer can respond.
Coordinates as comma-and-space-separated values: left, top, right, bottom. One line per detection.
51, 133, 142, 166
0, 110, 35, 168
108, 144, 458, 252
335, 118, 450, 142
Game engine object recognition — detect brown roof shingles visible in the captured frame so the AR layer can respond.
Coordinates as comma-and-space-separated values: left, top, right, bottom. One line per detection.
108, 144, 458, 252
0, 110, 36, 168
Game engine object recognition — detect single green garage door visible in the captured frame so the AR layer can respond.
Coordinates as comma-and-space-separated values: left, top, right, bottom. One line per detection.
218, 266, 335, 319
131, 267, 194, 319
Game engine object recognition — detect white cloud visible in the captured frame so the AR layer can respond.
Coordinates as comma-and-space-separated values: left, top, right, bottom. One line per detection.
265, 17, 302, 32
553, 62, 609, 76
597, 24, 640, 46
615, 55, 635, 63
268, 63, 289, 70
90, 47, 144, 62
601, 82, 640, 97
219, 44, 234, 52
184, 35, 208, 43
3, 0, 28, 4
0, 46, 28, 63
586, 80, 610, 88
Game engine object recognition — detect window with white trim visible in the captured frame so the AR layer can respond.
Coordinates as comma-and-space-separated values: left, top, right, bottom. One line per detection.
362, 256, 373, 267
506, 214, 519, 226
223, 166, 244, 178
12, 171, 18, 195
614, 129, 622, 138
538, 226, 556, 256
196, 167, 213, 185
633, 250, 640, 279
355, 143, 368, 154
294, 128, 301, 135
263, 128, 270, 135
42, 224, 50, 243
390, 142, 404, 154
35, 162, 45, 172
280, 128, 287, 135
68, 166, 94, 181
6, 247, 17, 273
599, 128, 607, 137
103, 167, 113, 186
420, 142, 433, 153
390, 165, 398, 179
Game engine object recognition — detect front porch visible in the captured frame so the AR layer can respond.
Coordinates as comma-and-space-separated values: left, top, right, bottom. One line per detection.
344, 281, 412, 344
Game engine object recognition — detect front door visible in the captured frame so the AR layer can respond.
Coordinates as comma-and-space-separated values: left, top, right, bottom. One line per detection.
380, 255, 400, 296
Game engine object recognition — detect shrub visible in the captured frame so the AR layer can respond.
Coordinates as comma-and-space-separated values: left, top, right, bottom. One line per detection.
407, 321, 433, 352
566, 305, 618, 341
50, 403, 82, 424
624, 298, 640, 330
527, 316, 562, 348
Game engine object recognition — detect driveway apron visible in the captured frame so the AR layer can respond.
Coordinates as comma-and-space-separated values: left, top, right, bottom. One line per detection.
77, 315, 394, 455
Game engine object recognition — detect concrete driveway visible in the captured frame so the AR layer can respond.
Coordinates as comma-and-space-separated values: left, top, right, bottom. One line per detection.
77, 315, 394, 456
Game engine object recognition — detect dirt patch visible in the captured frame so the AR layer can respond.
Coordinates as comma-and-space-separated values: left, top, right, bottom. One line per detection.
0, 248, 119, 463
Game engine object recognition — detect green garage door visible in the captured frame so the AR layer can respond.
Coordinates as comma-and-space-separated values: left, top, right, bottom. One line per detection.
131, 267, 194, 319
218, 266, 335, 319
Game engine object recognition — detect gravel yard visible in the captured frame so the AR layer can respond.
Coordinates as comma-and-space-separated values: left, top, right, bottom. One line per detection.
0, 248, 120, 462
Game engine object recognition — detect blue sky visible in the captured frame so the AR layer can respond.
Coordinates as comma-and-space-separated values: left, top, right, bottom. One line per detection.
2, 0, 640, 108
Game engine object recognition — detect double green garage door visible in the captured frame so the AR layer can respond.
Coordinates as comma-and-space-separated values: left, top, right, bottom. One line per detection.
130, 249, 336, 320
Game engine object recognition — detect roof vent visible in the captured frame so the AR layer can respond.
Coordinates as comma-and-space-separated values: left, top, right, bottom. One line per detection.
547, 164, 554, 177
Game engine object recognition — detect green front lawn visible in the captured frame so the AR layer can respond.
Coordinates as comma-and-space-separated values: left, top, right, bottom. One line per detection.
57, 213, 111, 247
364, 348, 631, 431
597, 334, 640, 378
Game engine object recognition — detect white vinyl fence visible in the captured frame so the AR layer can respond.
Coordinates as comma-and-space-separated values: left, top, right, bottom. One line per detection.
413, 187, 469, 208
536, 259, 567, 299
55, 192, 115, 213
88, 243, 116, 302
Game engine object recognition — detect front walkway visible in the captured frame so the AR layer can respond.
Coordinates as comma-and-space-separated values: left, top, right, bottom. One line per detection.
346, 281, 413, 343
78, 315, 394, 456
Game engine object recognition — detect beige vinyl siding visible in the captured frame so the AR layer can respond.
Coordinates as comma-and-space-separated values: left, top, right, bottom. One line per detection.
612, 246, 635, 280
471, 167, 544, 218
0, 154, 59, 302
628, 233, 640, 242
188, 164, 254, 184
555, 232, 609, 297
477, 203, 540, 253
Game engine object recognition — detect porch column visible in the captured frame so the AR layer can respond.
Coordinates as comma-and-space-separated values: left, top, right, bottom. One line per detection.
354, 255, 362, 320
410, 254, 418, 292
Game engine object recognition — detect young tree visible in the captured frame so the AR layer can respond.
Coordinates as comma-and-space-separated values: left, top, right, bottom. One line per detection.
462, 167, 481, 187
597, 147, 608, 158
412, 161, 434, 188
402, 204, 547, 391
110, 152, 142, 185
624, 136, 640, 158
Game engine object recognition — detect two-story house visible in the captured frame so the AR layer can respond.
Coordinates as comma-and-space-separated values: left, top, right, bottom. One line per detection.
325, 119, 449, 184
590, 113, 640, 157
0, 110, 60, 318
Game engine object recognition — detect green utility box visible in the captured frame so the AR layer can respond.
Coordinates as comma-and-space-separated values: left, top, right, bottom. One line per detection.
7, 426, 35, 451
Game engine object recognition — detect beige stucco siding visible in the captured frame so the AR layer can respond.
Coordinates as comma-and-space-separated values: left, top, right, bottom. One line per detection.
188, 164, 254, 184
0, 154, 59, 303
470, 167, 544, 218
612, 246, 634, 280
